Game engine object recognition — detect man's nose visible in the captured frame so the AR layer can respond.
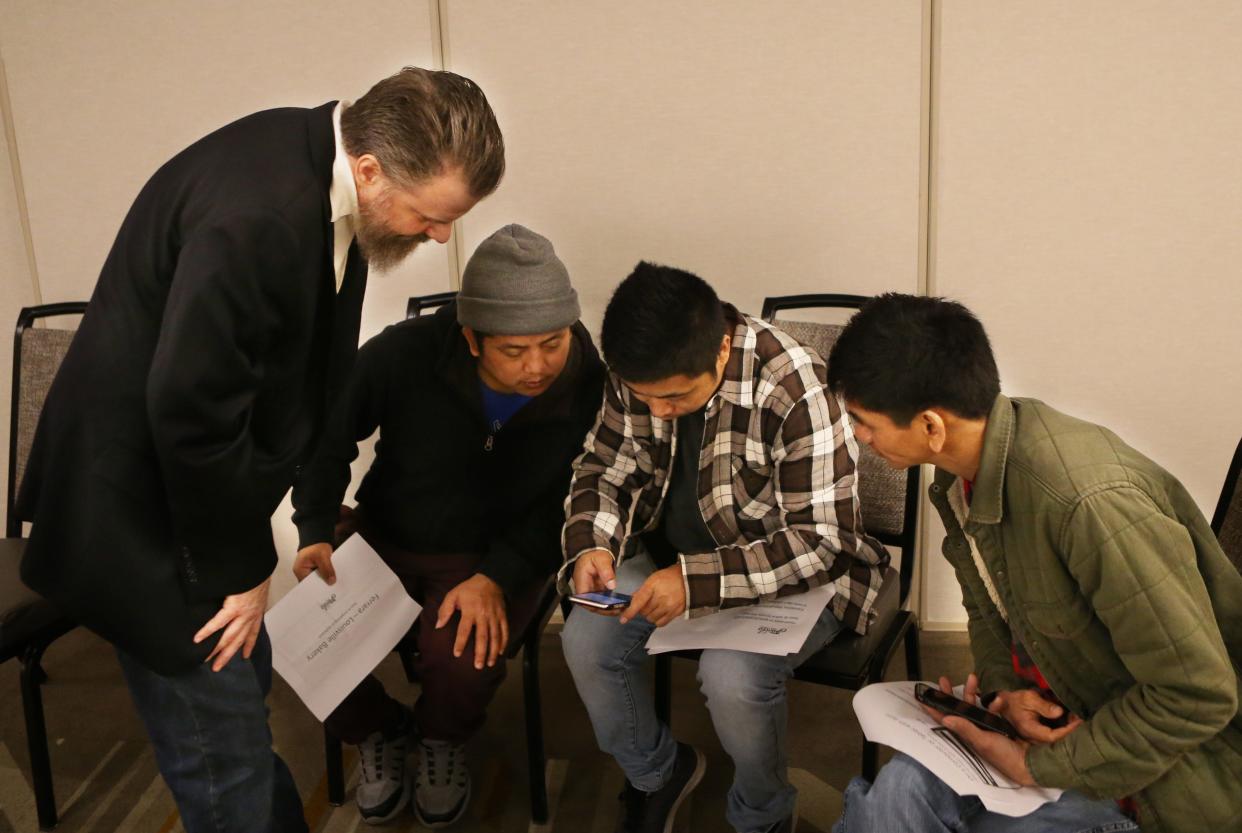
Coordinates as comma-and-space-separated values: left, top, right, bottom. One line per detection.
427, 222, 452, 244
650, 400, 676, 419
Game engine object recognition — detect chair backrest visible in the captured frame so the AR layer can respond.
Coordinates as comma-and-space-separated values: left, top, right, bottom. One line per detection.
405, 291, 459, 320
762, 293, 921, 604
8, 303, 87, 537
1211, 436, 1242, 571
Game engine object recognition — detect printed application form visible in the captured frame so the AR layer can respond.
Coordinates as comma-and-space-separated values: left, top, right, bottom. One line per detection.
266, 534, 421, 721
853, 681, 1064, 816
645, 583, 835, 655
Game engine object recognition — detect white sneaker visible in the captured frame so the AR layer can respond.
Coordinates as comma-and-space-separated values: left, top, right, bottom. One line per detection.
355, 712, 414, 825
413, 739, 471, 828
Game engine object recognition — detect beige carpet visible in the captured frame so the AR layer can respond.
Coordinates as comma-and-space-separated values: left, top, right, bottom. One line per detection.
0, 626, 970, 833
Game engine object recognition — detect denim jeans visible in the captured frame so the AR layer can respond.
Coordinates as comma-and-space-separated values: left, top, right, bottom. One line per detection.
117, 625, 307, 833
561, 549, 844, 833
833, 753, 1139, 833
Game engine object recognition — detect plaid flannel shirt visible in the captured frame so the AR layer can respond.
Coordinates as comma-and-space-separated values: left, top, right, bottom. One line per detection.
558, 310, 889, 635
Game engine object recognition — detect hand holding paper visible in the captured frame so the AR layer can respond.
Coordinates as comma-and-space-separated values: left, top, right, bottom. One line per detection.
853, 681, 1064, 816
266, 534, 420, 721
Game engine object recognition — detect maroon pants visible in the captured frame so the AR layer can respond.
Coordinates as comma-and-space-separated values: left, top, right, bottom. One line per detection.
324, 518, 544, 744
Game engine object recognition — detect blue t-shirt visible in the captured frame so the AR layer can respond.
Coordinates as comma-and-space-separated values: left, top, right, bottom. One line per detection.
481, 382, 532, 434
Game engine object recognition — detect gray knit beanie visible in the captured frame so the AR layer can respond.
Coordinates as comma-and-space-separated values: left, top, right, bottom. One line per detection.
456, 224, 580, 335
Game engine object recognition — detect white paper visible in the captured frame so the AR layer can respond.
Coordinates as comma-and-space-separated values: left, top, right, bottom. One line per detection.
853, 681, 1064, 817
645, 583, 835, 656
266, 535, 421, 721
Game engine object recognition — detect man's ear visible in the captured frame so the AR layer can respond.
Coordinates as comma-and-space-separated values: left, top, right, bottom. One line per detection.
716, 332, 732, 374
920, 409, 948, 454
462, 326, 482, 358
350, 153, 384, 190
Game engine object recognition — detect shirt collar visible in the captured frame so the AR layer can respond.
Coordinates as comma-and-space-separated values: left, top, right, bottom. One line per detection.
936, 393, 1014, 525
329, 102, 359, 224
713, 306, 758, 410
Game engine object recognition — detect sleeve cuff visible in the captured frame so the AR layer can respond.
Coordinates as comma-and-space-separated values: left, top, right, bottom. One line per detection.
680, 550, 723, 613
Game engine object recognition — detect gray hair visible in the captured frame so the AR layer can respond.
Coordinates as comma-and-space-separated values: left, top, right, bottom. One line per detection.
341, 67, 505, 197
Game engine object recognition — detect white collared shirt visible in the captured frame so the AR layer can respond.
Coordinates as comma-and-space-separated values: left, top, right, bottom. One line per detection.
329, 102, 359, 292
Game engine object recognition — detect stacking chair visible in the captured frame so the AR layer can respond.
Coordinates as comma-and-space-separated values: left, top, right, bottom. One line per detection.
2, 302, 85, 831
1211, 436, 1242, 569
652, 293, 921, 781
325, 290, 563, 824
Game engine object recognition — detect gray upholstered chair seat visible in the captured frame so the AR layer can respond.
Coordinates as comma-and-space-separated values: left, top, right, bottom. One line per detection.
1, 538, 46, 651
0, 538, 64, 662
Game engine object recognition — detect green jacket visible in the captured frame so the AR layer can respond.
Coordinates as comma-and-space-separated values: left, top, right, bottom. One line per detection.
930, 395, 1242, 833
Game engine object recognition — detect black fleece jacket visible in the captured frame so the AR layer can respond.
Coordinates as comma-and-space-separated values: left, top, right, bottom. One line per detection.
292, 302, 605, 595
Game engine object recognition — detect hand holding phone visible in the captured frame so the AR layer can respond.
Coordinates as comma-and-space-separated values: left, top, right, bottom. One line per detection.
915, 682, 1021, 741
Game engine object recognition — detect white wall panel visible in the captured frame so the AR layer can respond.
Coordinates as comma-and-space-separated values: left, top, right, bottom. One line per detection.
0, 117, 35, 532
0, 0, 449, 342
446, 1, 925, 333
925, 1, 1242, 626
0, 0, 450, 600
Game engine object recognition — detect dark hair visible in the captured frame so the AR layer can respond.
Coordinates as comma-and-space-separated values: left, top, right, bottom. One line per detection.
827, 293, 1000, 425
600, 262, 727, 382
341, 67, 505, 198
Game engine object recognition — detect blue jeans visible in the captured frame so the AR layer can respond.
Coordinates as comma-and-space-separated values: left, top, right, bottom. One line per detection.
117, 625, 307, 833
561, 550, 844, 833
834, 754, 1139, 833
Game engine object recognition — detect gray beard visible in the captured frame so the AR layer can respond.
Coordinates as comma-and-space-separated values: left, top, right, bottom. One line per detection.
355, 225, 429, 272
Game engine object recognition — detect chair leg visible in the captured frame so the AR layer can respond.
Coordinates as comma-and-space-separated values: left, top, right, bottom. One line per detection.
654, 655, 672, 727
904, 620, 923, 681
861, 740, 879, 783
523, 638, 549, 825
325, 725, 345, 806
20, 645, 57, 831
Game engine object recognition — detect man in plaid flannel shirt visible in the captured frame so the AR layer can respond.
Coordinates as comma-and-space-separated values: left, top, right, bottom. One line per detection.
559, 263, 888, 833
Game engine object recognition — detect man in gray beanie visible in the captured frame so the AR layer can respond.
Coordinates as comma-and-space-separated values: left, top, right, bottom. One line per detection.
291, 224, 604, 827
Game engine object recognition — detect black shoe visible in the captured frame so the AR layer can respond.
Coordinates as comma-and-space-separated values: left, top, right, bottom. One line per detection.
615, 743, 706, 833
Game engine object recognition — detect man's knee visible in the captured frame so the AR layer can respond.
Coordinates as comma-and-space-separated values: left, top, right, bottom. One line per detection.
561, 606, 620, 673
418, 629, 507, 687
697, 650, 787, 708
841, 754, 954, 825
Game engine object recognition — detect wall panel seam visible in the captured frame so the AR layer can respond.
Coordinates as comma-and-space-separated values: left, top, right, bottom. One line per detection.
0, 53, 42, 305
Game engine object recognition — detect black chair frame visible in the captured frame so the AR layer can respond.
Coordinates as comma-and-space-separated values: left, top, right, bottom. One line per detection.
5, 303, 85, 831
405, 290, 458, 321
653, 292, 922, 782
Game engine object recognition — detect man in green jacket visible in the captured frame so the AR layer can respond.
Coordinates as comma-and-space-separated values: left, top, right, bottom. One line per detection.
826, 294, 1242, 833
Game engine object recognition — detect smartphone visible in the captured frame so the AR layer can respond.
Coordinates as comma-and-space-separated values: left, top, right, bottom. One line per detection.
914, 683, 1021, 741
569, 590, 633, 610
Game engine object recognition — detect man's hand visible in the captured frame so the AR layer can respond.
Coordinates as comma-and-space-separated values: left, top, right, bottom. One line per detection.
436, 573, 508, 670
293, 542, 336, 584
193, 576, 271, 672
989, 688, 1083, 744
571, 549, 619, 618
921, 674, 1036, 787
620, 565, 686, 627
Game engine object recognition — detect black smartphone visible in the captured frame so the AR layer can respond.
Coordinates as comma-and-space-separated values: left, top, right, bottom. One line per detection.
568, 590, 633, 610
915, 683, 1021, 741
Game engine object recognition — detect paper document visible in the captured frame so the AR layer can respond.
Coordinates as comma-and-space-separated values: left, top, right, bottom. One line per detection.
853, 681, 1064, 817
645, 583, 834, 656
266, 535, 421, 721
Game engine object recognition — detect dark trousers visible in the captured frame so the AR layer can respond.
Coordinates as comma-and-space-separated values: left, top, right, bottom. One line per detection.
117, 626, 307, 833
325, 521, 543, 745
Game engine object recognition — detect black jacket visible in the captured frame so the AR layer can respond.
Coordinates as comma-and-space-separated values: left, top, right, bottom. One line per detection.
292, 303, 605, 596
17, 102, 366, 674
